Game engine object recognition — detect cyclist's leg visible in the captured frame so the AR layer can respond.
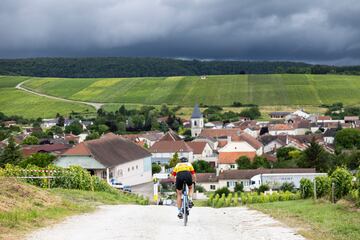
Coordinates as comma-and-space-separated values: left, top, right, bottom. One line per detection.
175, 174, 184, 218
185, 172, 194, 207
176, 189, 182, 210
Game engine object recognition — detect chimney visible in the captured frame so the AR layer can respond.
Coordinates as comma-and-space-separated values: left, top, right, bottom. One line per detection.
227, 136, 232, 143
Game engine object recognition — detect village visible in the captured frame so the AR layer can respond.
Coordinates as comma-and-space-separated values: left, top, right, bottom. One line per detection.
1, 104, 359, 199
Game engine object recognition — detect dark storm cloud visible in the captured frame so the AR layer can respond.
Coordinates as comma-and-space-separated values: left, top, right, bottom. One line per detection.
1, 0, 360, 64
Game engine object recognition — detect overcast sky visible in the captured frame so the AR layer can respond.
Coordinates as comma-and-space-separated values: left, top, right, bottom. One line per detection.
1, 0, 360, 64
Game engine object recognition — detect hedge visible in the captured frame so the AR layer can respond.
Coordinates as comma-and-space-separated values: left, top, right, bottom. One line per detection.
207, 191, 300, 208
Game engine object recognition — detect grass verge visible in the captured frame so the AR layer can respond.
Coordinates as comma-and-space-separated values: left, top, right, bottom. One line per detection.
250, 199, 360, 240
0, 178, 138, 240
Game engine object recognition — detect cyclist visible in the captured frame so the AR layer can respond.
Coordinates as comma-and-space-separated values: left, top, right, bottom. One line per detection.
170, 157, 196, 219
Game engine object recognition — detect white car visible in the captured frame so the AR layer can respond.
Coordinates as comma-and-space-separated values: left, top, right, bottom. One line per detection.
111, 182, 124, 190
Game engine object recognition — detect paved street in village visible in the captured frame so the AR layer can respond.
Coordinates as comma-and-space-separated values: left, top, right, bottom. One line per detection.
27, 205, 305, 240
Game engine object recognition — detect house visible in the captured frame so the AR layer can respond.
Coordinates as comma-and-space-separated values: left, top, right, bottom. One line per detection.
55, 133, 152, 186
269, 112, 291, 119
268, 124, 295, 135
22, 144, 72, 157
64, 133, 80, 144
121, 131, 165, 147
3, 120, 17, 128
199, 128, 243, 140
292, 110, 311, 119
186, 142, 216, 166
204, 121, 223, 129
192, 136, 218, 150
217, 133, 263, 170
41, 119, 58, 129
196, 173, 218, 191
344, 116, 359, 123
258, 134, 287, 153
149, 141, 193, 164
293, 119, 311, 135
199, 168, 317, 192
323, 128, 337, 144
243, 126, 261, 138
158, 129, 182, 142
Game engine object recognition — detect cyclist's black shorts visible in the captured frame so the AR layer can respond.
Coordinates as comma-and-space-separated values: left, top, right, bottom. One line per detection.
175, 171, 193, 190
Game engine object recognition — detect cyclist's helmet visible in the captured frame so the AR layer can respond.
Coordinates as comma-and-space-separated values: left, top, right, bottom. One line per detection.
180, 157, 188, 163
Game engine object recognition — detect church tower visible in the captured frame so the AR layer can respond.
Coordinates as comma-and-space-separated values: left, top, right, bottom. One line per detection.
191, 103, 204, 137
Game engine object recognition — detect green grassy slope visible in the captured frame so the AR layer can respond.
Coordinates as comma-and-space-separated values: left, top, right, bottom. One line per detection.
21, 74, 360, 106
251, 200, 360, 240
0, 76, 95, 118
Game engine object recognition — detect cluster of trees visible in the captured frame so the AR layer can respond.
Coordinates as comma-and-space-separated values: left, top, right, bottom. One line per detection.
86, 104, 182, 140
3, 57, 360, 78
323, 102, 360, 119
236, 156, 272, 169
0, 58, 313, 77
0, 136, 55, 168
202, 105, 261, 122
273, 129, 360, 172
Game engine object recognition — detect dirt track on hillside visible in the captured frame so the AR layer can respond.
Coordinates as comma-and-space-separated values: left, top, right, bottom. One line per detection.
26, 205, 305, 240
15, 81, 103, 110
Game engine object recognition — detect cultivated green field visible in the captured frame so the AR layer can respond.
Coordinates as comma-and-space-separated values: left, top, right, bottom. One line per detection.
0, 77, 95, 119
21, 74, 360, 106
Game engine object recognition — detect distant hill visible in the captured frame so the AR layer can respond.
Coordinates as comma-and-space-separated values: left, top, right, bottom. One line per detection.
0, 57, 317, 78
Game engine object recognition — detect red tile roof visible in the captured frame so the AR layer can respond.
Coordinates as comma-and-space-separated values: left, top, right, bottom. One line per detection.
22, 144, 72, 157
158, 130, 182, 141
186, 142, 207, 154
63, 142, 91, 156
199, 128, 242, 138
219, 152, 256, 164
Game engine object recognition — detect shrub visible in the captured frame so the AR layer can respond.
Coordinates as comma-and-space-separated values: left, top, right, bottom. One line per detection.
215, 187, 230, 197
234, 182, 244, 192
257, 184, 270, 194
152, 163, 161, 174
330, 167, 353, 201
300, 178, 313, 198
314, 175, 331, 198
280, 182, 295, 193
195, 184, 206, 193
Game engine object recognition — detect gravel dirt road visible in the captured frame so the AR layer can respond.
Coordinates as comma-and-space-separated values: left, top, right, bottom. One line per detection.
26, 205, 305, 240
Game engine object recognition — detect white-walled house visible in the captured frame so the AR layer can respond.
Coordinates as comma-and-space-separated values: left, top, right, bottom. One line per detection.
268, 124, 295, 136
217, 134, 263, 170
259, 135, 287, 154
55, 133, 152, 186
187, 141, 217, 166
196, 168, 317, 192
149, 141, 194, 164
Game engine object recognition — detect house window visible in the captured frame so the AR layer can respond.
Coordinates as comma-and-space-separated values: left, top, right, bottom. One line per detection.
117, 169, 123, 177
194, 121, 197, 126
210, 185, 216, 190
227, 181, 235, 187
102, 170, 107, 179
128, 168, 130, 172
132, 166, 134, 170
136, 165, 138, 169
230, 164, 236, 169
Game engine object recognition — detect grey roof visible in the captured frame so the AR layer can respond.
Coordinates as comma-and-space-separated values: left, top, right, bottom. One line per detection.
324, 128, 337, 137
85, 133, 151, 167
191, 103, 203, 119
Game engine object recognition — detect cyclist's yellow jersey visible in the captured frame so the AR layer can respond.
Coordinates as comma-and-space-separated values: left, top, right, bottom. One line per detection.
171, 162, 195, 176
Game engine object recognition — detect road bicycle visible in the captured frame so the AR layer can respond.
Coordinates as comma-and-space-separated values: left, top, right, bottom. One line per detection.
181, 182, 195, 226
